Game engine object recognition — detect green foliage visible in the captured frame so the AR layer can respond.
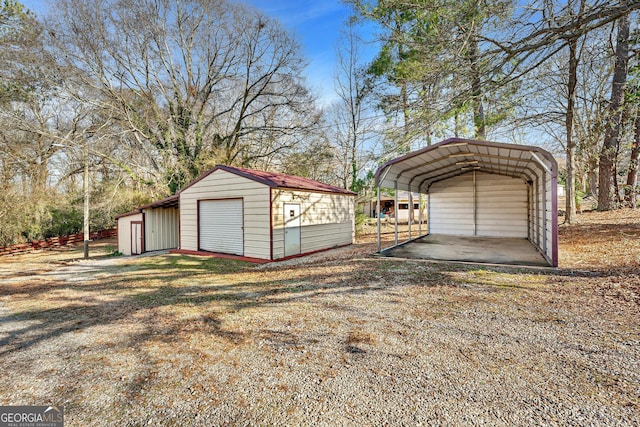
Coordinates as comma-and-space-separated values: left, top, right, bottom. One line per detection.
45, 207, 83, 238
575, 188, 585, 210
351, 169, 374, 194
354, 208, 368, 235
104, 245, 122, 257
350, 0, 516, 143
0, 0, 41, 104
0, 181, 154, 247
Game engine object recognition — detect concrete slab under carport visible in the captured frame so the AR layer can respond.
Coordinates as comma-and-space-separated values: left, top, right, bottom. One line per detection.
381, 234, 549, 267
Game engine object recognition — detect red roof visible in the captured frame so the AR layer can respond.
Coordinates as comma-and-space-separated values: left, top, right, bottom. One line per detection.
137, 194, 179, 209
181, 165, 356, 195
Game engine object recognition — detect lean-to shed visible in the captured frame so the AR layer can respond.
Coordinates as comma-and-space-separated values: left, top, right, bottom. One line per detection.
176, 165, 355, 261
375, 138, 558, 267
115, 211, 144, 256
115, 195, 179, 256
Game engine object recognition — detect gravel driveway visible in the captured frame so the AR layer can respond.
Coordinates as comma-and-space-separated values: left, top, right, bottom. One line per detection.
0, 211, 638, 426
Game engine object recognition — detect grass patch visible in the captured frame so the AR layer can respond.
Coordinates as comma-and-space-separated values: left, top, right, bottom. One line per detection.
133, 254, 251, 275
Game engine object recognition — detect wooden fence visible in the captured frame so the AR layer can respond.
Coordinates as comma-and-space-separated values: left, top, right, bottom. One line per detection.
0, 229, 117, 257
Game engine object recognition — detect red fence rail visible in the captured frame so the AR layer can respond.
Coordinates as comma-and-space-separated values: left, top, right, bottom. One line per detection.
0, 229, 117, 257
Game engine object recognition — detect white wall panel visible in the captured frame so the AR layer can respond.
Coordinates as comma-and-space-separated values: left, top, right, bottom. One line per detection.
272, 189, 354, 259
144, 207, 179, 251
117, 213, 143, 256
429, 174, 474, 235
476, 173, 528, 237
429, 172, 527, 238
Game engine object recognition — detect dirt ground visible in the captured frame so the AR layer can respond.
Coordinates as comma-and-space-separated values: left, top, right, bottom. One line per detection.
0, 209, 638, 426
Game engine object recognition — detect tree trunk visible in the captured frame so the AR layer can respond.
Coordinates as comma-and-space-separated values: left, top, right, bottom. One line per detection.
565, 36, 579, 224
350, 128, 358, 192
469, 39, 486, 140
598, 9, 630, 210
401, 81, 410, 153
588, 168, 598, 196
625, 110, 640, 207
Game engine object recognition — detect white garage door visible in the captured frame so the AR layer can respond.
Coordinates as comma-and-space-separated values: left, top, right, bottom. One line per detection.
199, 199, 244, 255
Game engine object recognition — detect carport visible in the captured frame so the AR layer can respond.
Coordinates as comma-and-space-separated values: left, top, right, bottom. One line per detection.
375, 138, 558, 267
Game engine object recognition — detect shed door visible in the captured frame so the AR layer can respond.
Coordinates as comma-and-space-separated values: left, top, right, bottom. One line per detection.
284, 203, 301, 257
131, 221, 143, 255
199, 199, 243, 255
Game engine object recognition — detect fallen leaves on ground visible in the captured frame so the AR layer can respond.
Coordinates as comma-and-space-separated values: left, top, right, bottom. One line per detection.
0, 209, 638, 426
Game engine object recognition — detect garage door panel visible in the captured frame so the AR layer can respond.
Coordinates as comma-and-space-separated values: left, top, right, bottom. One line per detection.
476, 173, 527, 238
199, 199, 243, 255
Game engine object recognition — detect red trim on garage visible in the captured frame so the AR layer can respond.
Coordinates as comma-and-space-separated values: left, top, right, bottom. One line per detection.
141, 212, 146, 254
269, 187, 273, 260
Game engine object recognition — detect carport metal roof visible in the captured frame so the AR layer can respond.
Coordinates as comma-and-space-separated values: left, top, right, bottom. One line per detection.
374, 138, 558, 267
375, 138, 557, 192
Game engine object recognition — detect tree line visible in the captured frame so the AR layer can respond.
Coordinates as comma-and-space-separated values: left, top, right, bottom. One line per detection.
1, 0, 638, 245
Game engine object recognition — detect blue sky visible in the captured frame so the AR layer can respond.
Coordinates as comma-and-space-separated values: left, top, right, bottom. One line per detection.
20, 0, 375, 107
241, 0, 356, 105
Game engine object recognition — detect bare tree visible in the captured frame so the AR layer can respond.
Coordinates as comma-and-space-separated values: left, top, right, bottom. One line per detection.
47, 0, 317, 193
626, 108, 640, 206
598, 6, 631, 210
563, 0, 587, 224
333, 19, 372, 191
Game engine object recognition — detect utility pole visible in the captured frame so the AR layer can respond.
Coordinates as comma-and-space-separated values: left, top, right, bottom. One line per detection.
83, 136, 90, 259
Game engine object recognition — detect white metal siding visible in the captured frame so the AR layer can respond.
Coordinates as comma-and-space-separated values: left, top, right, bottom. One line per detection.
429, 174, 474, 235
179, 169, 271, 259
272, 189, 354, 259
429, 172, 527, 238
300, 222, 353, 254
144, 207, 179, 251
476, 173, 528, 237
117, 213, 143, 256
199, 199, 243, 255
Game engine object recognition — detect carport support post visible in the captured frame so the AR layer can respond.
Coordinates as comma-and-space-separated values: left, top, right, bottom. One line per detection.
83, 137, 90, 259
376, 183, 381, 252
473, 170, 477, 236
427, 193, 431, 234
408, 190, 413, 240
394, 181, 398, 246
418, 193, 422, 236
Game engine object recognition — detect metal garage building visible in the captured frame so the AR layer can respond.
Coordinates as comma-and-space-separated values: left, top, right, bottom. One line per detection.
375, 138, 558, 267
117, 165, 355, 261
177, 165, 355, 261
